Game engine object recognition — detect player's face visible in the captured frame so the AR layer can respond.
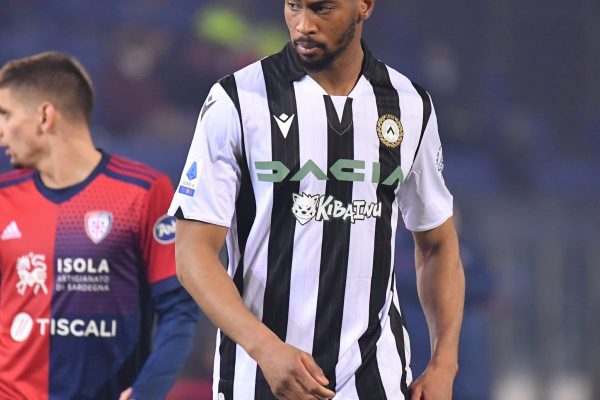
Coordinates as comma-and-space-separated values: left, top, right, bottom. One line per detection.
285, 0, 361, 72
0, 88, 45, 169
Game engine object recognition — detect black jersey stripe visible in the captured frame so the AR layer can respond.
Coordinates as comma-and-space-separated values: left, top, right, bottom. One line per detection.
311, 95, 355, 391
390, 300, 409, 397
219, 74, 256, 295
390, 274, 409, 396
254, 54, 301, 399
356, 58, 402, 399
216, 74, 257, 398
411, 82, 432, 164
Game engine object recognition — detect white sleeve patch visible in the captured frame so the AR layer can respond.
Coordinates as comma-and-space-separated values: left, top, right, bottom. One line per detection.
168, 83, 242, 228
398, 102, 453, 232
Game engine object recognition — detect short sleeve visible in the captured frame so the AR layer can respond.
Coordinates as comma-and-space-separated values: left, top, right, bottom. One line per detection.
397, 99, 453, 232
168, 83, 242, 227
141, 175, 178, 288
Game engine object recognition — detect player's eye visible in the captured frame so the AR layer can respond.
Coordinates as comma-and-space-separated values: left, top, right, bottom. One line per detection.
310, 2, 335, 15
287, 1, 301, 12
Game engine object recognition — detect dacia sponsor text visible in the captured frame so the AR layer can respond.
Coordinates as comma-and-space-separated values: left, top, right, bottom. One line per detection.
256, 159, 405, 186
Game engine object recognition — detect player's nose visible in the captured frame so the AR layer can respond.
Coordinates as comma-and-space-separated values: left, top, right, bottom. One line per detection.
296, 10, 317, 36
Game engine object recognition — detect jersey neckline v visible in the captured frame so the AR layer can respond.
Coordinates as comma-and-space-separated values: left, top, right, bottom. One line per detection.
33, 149, 110, 204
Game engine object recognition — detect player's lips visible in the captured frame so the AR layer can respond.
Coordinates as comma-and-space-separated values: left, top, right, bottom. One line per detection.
294, 40, 323, 56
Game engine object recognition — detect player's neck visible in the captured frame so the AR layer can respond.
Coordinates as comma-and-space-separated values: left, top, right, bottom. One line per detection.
308, 39, 364, 97
36, 128, 102, 189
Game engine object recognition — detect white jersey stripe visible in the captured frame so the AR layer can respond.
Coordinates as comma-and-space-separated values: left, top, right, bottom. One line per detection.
336, 374, 360, 399
213, 333, 222, 400
284, 77, 328, 354
231, 62, 272, 398
377, 314, 406, 399
335, 78, 381, 393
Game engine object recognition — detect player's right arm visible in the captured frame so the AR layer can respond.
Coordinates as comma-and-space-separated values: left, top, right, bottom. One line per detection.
170, 82, 335, 399
175, 220, 334, 399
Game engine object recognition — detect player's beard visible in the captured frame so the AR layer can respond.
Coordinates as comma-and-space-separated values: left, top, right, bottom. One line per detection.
292, 16, 358, 72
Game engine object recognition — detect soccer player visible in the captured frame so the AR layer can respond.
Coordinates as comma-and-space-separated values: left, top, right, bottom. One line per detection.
171, 1, 465, 399
0, 52, 199, 400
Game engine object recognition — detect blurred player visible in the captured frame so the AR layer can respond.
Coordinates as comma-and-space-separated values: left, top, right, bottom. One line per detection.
171, 1, 465, 399
0, 52, 199, 400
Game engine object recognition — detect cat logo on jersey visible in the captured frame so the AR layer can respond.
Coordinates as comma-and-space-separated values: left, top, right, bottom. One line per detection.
291, 193, 318, 225
84, 211, 113, 244
377, 114, 404, 148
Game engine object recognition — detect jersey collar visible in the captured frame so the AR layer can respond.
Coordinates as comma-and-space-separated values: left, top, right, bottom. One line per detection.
281, 40, 377, 83
34, 149, 110, 204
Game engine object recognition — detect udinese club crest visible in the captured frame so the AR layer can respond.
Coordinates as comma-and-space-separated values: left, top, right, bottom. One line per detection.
85, 211, 113, 244
376, 114, 404, 148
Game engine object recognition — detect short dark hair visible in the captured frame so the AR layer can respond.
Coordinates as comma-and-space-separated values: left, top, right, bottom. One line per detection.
0, 51, 94, 124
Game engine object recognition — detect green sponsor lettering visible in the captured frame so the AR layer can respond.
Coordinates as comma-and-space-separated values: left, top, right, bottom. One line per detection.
371, 162, 381, 183
255, 159, 403, 185
256, 161, 289, 182
330, 159, 365, 182
290, 159, 328, 181
382, 166, 404, 186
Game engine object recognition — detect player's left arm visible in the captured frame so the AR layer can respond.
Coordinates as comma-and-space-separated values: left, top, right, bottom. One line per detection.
124, 174, 200, 400
409, 217, 465, 400
397, 92, 465, 399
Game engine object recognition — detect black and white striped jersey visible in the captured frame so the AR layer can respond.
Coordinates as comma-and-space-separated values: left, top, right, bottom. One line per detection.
169, 43, 453, 400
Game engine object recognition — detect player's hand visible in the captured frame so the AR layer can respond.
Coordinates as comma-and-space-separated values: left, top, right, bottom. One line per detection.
118, 387, 132, 400
409, 362, 456, 400
255, 340, 336, 399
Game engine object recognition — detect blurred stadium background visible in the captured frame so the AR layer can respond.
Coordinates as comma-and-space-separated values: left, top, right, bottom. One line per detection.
1, 1, 598, 399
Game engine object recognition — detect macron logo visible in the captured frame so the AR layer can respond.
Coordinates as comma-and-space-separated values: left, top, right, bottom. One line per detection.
273, 113, 295, 139
1, 221, 22, 241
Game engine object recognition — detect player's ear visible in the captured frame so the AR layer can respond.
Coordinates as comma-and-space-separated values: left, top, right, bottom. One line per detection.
357, 0, 375, 21
38, 101, 56, 134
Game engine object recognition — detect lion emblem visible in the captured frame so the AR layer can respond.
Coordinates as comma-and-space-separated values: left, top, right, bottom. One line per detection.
16, 253, 48, 296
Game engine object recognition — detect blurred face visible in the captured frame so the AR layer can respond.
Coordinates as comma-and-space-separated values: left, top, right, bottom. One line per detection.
0, 88, 45, 169
285, 0, 361, 72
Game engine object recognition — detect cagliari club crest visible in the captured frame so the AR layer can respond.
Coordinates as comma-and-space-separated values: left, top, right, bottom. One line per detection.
377, 114, 404, 148
84, 211, 113, 244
